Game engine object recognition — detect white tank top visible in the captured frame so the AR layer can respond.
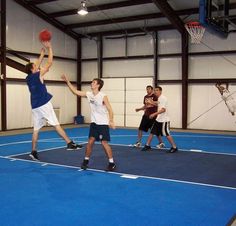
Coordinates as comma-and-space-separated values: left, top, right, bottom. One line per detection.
86, 91, 109, 125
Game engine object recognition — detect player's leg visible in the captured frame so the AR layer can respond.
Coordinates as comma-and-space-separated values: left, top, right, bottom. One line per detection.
141, 120, 156, 151
97, 124, 116, 171
81, 123, 97, 170
43, 101, 82, 150
156, 135, 165, 149
101, 140, 116, 171
133, 115, 149, 147
162, 121, 178, 153
81, 137, 95, 170
30, 129, 40, 161
29, 109, 45, 160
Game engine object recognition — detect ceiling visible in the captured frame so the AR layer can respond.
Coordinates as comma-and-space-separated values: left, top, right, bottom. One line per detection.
13, 0, 236, 39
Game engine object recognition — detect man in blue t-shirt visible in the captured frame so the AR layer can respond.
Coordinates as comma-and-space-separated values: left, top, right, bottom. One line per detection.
25, 41, 82, 161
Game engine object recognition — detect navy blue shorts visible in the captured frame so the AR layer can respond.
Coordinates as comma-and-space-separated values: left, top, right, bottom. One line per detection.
89, 123, 110, 141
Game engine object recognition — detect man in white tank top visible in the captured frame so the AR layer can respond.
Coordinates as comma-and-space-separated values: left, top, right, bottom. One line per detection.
215, 83, 236, 116
61, 74, 116, 171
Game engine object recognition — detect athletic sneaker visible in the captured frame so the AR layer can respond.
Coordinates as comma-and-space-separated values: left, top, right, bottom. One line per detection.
133, 141, 141, 148
106, 162, 116, 171
67, 141, 83, 150
81, 159, 89, 170
167, 147, 178, 153
141, 145, 151, 151
156, 142, 165, 149
29, 151, 39, 161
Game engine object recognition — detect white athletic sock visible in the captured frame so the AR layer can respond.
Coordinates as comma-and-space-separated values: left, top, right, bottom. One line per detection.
109, 158, 114, 163
85, 157, 89, 160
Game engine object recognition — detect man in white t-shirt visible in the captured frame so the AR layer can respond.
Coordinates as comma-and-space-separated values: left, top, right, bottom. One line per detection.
61, 74, 116, 171
142, 86, 178, 153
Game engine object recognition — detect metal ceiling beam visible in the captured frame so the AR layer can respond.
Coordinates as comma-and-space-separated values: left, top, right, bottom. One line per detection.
152, 0, 185, 33
27, 0, 57, 5
13, 0, 81, 39
87, 24, 174, 37
66, 1, 236, 29
49, 0, 153, 18
67, 8, 198, 29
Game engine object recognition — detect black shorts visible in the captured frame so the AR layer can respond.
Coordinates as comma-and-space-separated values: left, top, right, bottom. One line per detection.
89, 123, 110, 141
138, 115, 156, 132
150, 121, 170, 136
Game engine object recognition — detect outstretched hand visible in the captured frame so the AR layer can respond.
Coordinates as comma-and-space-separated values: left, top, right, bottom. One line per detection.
41, 41, 51, 48
109, 121, 116, 129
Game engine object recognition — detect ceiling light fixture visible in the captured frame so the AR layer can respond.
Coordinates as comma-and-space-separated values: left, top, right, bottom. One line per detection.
77, 0, 88, 16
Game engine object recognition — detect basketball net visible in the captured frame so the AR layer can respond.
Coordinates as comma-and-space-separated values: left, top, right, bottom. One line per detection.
185, 22, 205, 44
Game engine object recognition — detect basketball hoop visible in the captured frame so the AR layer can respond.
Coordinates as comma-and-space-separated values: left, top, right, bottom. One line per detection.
185, 21, 205, 44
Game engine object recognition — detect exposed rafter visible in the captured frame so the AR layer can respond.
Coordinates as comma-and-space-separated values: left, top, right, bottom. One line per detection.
49, 0, 153, 18
66, 8, 199, 29
87, 25, 174, 37
13, 0, 81, 39
152, 0, 185, 33
27, 0, 57, 5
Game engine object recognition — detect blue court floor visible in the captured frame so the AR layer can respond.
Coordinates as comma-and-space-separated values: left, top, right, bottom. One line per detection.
0, 126, 236, 226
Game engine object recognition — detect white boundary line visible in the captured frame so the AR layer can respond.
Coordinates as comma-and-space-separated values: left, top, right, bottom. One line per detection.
1, 133, 236, 148
107, 142, 236, 156
6, 142, 88, 158
0, 155, 236, 191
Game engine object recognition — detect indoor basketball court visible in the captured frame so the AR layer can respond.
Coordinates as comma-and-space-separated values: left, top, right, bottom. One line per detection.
1, 0, 236, 226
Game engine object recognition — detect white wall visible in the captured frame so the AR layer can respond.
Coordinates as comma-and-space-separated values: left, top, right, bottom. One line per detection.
4, 0, 236, 131
125, 78, 154, 127
80, 29, 236, 131
188, 84, 236, 131
81, 78, 154, 128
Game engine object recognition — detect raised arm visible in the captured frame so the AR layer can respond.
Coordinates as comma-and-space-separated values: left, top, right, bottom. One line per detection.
61, 74, 86, 97
103, 96, 115, 129
40, 41, 53, 78
35, 48, 45, 70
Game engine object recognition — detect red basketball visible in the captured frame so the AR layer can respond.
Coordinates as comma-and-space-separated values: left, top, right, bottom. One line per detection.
39, 29, 52, 42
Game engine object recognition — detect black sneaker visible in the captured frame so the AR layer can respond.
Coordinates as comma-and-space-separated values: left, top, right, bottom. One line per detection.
167, 147, 178, 153
81, 159, 89, 170
29, 151, 39, 161
141, 145, 151, 151
67, 141, 83, 150
106, 162, 116, 171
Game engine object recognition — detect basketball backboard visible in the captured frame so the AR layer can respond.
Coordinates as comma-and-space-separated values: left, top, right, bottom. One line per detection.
199, 0, 235, 37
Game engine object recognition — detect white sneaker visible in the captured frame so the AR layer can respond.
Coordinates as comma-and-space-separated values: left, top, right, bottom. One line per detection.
133, 141, 141, 147
156, 143, 165, 149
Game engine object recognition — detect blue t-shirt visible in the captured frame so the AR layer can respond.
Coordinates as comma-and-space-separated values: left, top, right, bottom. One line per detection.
26, 71, 52, 109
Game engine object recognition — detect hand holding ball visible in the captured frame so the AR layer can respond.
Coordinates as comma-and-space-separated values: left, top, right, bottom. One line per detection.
39, 29, 52, 42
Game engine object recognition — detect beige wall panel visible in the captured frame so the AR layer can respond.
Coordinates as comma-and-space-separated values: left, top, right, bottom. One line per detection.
189, 55, 236, 79
158, 57, 182, 80
81, 39, 97, 59
127, 35, 154, 56
158, 30, 181, 54
103, 38, 126, 57
188, 84, 236, 131
103, 59, 154, 77
81, 62, 98, 82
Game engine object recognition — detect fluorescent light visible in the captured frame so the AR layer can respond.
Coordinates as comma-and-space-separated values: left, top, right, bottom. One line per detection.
77, 1, 88, 16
